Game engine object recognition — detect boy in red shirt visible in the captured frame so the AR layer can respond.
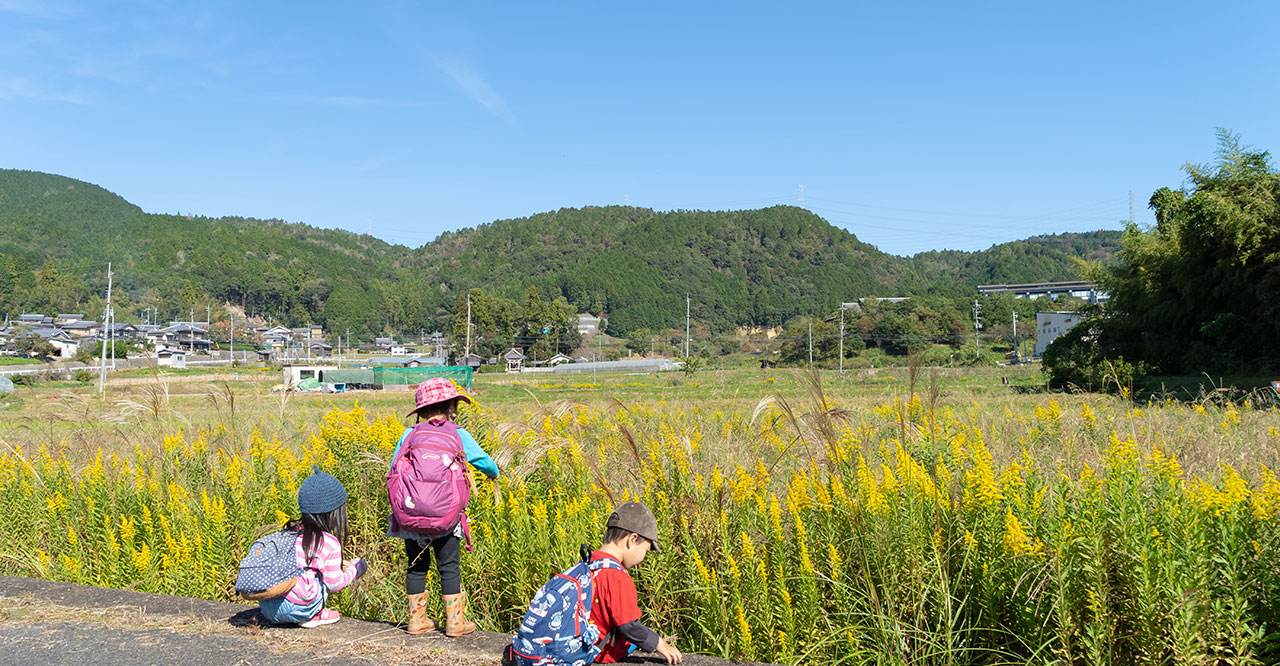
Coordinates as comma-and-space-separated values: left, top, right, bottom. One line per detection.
588, 502, 682, 664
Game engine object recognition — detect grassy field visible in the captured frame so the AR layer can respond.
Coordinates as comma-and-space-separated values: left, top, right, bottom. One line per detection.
0, 357, 43, 366
1, 363, 1278, 664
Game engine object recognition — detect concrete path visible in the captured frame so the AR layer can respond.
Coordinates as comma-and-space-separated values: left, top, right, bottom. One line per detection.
0, 576, 773, 666
0, 622, 378, 665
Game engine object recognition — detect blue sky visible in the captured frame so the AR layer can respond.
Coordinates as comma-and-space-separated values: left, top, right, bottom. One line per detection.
1, 1, 1277, 256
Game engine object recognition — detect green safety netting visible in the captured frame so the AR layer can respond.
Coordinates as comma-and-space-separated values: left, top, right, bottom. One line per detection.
321, 368, 376, 385
374, 366, 473, 389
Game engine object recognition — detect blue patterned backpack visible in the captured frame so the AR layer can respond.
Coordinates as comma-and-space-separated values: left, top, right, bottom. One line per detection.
509, 546, 624, 666
235, 530, 303, 601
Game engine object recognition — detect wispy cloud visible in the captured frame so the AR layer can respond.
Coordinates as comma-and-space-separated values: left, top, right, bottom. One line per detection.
276, 93, 408, 109
0, 77, 88, 105
430, 56, 514, 123
0, 0, 80, 20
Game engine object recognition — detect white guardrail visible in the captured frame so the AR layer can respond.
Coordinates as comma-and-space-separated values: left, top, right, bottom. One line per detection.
0, 351, 257, 377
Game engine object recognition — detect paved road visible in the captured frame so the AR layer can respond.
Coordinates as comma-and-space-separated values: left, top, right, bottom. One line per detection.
0, 621, 376, 665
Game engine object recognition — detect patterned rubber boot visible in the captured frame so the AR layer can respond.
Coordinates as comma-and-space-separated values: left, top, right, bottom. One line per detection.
406, 592, 436, 635
443, 592, 477, 637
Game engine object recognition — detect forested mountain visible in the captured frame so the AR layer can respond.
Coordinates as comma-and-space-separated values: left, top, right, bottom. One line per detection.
904, 231, 1121, 290
0, 170, 413, 330
0, 169, 1122, 338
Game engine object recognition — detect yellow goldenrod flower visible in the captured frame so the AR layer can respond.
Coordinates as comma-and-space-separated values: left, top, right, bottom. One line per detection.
45, 491, 68, 514
768, 494, 784, 542
131, 543, 152, 574
1250, 466, 1280, 520
1002, 508, 1044, 557
691, 547, 712, 586
856, 454, 887, 515
1081, 403, 1097, 429
61, 554, 82, 577
735, 604, 753, 655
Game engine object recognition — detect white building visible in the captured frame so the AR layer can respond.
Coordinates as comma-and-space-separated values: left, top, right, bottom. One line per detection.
575, 314, 604, 334
156, 349, 187, 368
979, 281, 1108, 305
281, 364, 335, 388
1035, 311, 1082, 357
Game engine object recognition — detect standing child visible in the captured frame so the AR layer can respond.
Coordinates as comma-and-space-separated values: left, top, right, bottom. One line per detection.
386, 377, 499, 636
258, 467, 367, 628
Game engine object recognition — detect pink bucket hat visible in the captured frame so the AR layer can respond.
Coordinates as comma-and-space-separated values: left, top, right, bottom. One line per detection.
408, 377, 471, 417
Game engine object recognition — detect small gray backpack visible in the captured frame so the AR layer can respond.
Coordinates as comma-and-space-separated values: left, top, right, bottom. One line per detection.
235, 530, 302, 601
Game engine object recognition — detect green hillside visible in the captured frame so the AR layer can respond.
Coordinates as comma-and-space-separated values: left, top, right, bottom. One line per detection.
0, 170, 411, 328
905, 230, 1121, 289
408, 206, 918, 333
0, 169, 1122, 338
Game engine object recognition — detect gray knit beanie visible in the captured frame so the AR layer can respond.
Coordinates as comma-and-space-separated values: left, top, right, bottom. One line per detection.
297, 465, 347, 514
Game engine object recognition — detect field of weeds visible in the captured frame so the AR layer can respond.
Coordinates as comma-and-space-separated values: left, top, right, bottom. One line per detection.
1, 365, 1278, 664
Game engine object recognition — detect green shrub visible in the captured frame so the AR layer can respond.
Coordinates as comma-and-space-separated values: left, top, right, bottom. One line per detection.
1042, 320, 1145, 394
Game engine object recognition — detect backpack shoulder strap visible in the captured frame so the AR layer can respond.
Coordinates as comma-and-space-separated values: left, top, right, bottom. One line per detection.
406, 419, 464, 455
587, 556, 624, 574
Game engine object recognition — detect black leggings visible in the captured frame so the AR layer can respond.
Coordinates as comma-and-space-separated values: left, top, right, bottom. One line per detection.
404, 534, 461, 595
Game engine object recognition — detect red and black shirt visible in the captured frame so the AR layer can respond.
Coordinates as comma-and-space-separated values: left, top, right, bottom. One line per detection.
588, 551, 658, 662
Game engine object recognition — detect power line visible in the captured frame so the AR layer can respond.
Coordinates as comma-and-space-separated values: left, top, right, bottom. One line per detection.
806, 194, 1126, 222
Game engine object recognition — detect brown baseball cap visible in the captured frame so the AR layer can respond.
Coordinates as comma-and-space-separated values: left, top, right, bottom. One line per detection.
607, 502, 660, 552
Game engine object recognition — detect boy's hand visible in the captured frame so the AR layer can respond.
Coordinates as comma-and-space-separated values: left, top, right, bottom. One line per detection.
654, 638, 682, 664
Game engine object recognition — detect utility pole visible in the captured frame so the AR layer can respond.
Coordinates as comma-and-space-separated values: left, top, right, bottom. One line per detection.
808, 321, 813, 368
106, 289, 114, 376
972, 300, 982, 360
839, 304, 846, 374
684, 294, 690, 358
98, 263, 112, 394
465, 294, 472, 358
593, 332, 602, 385
1011, 311, 1018, 364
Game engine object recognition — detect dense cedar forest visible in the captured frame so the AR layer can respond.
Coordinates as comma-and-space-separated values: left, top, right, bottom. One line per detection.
0, 169, 1121, 339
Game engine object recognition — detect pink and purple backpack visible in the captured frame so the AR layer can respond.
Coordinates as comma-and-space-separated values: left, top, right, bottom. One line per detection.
386, 419, 471, 535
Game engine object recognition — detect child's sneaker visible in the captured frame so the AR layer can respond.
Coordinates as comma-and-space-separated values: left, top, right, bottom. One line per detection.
300, 608, 340, 628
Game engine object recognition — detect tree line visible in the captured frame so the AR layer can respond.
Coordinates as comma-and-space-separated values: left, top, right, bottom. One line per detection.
1044, 130, 1280, 389
0, 170, 1119, 343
